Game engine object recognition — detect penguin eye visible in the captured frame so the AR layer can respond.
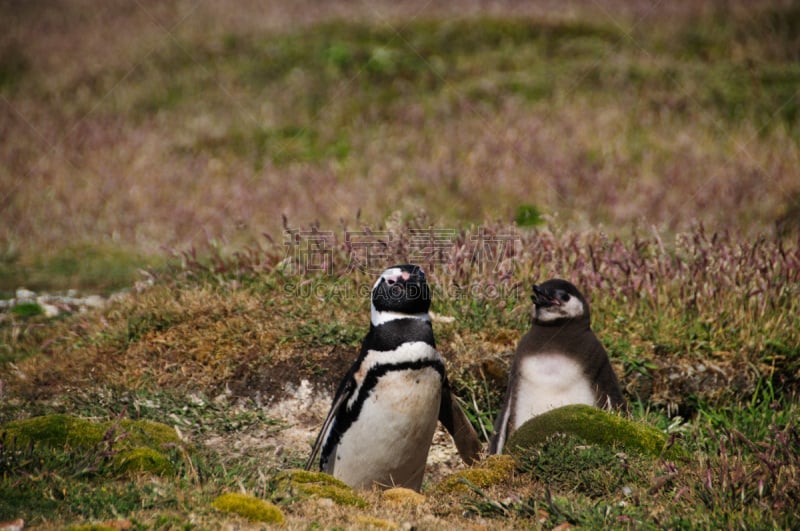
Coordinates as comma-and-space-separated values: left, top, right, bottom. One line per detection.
559, 293, 570, 302
386, 279, 396, 285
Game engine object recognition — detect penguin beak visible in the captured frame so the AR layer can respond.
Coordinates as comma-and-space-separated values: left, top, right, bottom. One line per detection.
386, 272, 428, 296
383, 271, 428, 305
386, 271, 413, 287
532, 285, 559, 307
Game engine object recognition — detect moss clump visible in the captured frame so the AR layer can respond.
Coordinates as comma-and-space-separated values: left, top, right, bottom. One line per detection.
2, 415, 180, 451
435, 454, 516, 494
211, 492, 285, 524
2, 414, 106, 449
118, 418, 181, 447
113, 446, 175, 476
382, 487, 425, 505
506, 404, 683, 459
1, 414, 184, 478
275, 469, 367, 507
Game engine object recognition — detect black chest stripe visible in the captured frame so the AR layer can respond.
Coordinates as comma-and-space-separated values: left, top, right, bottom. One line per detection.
367, 319, 436, 352
321, 358, 445, 467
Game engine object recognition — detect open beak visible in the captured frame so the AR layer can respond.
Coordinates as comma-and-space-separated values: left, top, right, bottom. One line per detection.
531, 284, 560, 307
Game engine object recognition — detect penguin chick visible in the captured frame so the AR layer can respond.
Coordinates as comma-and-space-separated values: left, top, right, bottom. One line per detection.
489, 278, 626, 454
306, 264, 481, 491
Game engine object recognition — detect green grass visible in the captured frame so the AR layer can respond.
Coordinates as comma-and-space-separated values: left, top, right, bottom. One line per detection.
0, 243, 159, 294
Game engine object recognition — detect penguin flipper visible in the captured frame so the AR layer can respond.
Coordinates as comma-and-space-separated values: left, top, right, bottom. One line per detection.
488, 397, 511, 454
488, 370, 515, 455
305, 381, 352, 471
439, 377, 482, 465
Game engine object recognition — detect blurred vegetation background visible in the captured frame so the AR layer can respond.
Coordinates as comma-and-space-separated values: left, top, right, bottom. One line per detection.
1, 0, 798, 293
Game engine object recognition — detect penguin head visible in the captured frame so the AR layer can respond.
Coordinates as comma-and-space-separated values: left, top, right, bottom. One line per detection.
371, 264, 431, 319
531, 279, 589, 325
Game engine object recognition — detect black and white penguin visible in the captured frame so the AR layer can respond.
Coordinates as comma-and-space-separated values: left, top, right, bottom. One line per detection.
306, 264, 481, 491
489, 278, 626, 454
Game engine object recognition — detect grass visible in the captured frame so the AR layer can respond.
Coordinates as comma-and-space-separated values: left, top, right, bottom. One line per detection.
1, 219, 798, 527
1, 0, 799, 528
2, 1, 800, 295
0, 243, 160, 296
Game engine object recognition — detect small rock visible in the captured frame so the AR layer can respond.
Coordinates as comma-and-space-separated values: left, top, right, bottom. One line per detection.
41, 304, 60, 318
15, 288, 35, 300
60, 296, 79, 307
82, 295, 106, 309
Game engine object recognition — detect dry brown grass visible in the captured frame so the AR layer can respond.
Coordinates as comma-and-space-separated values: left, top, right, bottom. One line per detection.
2, 0, 798, 276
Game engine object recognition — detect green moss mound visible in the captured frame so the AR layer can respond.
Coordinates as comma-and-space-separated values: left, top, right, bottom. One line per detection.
275, 469, 367, 507
212, 492, 285, 524
1, 414, 184, 477
2, 414, 106, 448
113, 446, 175, 476
506, 404, 683, 459
118, 418, 181, 447
435, 454, 516, 494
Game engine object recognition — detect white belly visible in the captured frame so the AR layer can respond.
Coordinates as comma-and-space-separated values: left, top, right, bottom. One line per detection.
512, 353, 595, 429
330, 365, 442, 490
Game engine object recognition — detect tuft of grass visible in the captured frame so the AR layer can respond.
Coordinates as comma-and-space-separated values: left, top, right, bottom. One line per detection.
514, 204, 544, 228
9, 301, 43, 317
